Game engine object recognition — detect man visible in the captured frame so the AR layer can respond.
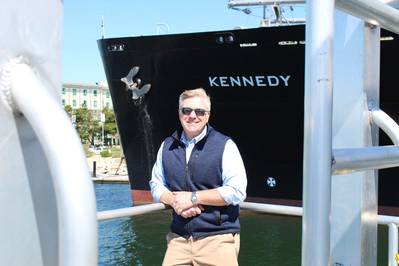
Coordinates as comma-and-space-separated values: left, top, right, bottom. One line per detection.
149, 88, 247, 266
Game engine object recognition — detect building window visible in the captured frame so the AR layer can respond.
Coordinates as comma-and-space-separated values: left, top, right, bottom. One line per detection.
62, 99, 65, 105
106, 102, 110, 108
82, 100, 87, 107
72, 88, 77, 95
94, 100, 97, 108
62, 88, 66, 94
83, 89, 87, 96
93, 90, 97, 97
106, 91, 110, 98
72, 100, 76, 107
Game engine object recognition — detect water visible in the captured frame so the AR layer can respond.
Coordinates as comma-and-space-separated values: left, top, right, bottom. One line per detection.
96, 184, 389, 265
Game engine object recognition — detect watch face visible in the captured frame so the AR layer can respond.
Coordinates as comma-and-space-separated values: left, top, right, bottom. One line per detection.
191, 192, 197, 204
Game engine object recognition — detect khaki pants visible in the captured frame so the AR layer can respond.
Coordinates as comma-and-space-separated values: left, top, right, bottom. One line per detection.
162, 232, 240, 266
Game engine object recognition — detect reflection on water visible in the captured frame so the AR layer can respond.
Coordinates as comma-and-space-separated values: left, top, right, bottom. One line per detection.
99, 214, 169, 266
96, 184, 389, 266
240, 211, 301, 265
96, 184, 169, 266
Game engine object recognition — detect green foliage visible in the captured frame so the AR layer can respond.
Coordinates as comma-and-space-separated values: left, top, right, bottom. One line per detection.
64, 105, 73, 117
82, 143, 94, 157
75, 106, 100, 144
66, 105, 119, 147
111, 146, 122, 158
100, 149, 112, 157
102, 106, 118, 142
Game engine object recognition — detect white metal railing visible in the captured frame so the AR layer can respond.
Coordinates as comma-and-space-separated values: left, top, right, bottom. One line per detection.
335, 0, 399, 34
97, 202, 399, 264
332, 146, 399, 174
303, 0, 334, 264
227, 2, 399, 262
389, 223, 399, 266
371, 108, 399, 145
331, 108, 399, 175
97, 203, 166, 221
2, 56, 98, 265
327, 107, 399, 266
303, 0, 399, 265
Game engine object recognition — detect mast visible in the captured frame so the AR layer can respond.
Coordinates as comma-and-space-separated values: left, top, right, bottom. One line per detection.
101, 16, 106, 39
228, 0, 305, 25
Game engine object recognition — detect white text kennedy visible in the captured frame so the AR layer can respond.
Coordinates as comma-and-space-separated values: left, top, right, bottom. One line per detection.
208, 75, 291, 87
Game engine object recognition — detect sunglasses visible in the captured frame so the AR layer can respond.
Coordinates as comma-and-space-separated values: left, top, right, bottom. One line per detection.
180, 107, 209, 117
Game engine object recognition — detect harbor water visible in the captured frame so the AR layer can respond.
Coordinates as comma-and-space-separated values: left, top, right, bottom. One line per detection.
96, 183, 389, 265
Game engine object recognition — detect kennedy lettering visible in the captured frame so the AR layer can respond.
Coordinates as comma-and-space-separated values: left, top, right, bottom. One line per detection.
208, 75, 291, 87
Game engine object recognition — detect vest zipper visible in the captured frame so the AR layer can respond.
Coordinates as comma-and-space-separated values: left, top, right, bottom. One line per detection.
184, 164, 194, 236
185, 145, 196, 192
185, 164, 190, 191
185, 145, 196, 236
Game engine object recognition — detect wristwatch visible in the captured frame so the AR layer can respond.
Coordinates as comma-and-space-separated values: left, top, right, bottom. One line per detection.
191, 191, 198, 205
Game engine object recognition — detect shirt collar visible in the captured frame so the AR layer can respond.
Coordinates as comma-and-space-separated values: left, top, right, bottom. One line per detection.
180, 125, 207, 146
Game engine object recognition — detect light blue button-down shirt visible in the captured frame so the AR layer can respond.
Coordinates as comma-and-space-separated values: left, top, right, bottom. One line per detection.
149, 126, 247, 205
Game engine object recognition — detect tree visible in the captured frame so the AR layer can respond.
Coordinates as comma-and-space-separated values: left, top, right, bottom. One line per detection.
75, 106, 100, 144
102, 106, 118, 146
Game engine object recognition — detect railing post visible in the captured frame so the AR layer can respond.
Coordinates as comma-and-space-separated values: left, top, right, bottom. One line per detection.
388, 223, 399, 266
302, 0, 334, 265
93, 161, 97, 177
329, 11, 380, 266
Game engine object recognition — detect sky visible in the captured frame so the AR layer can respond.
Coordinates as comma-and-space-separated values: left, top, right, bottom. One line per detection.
63, 1, 305, 84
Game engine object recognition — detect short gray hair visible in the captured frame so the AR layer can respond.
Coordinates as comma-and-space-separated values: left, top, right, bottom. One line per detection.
178, 88, 211, 110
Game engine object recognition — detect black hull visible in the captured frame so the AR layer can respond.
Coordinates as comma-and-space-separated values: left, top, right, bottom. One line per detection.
98, 25, 399, 214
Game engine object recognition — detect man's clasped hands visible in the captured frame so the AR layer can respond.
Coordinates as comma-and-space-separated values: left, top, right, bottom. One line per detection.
170, 191, 204, 219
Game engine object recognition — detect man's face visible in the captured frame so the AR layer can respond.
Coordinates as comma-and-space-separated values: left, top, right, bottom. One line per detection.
179, 96, 210, 140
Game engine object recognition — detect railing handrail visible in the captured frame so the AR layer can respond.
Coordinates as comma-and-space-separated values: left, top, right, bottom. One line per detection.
332, 145, 399, 174
389, 223, 399, 266
331, 108, 399, 174
97, 202, 399, 226
97, 203, 166, 221
336, 0, 399, 35
370, 108, 399, 146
